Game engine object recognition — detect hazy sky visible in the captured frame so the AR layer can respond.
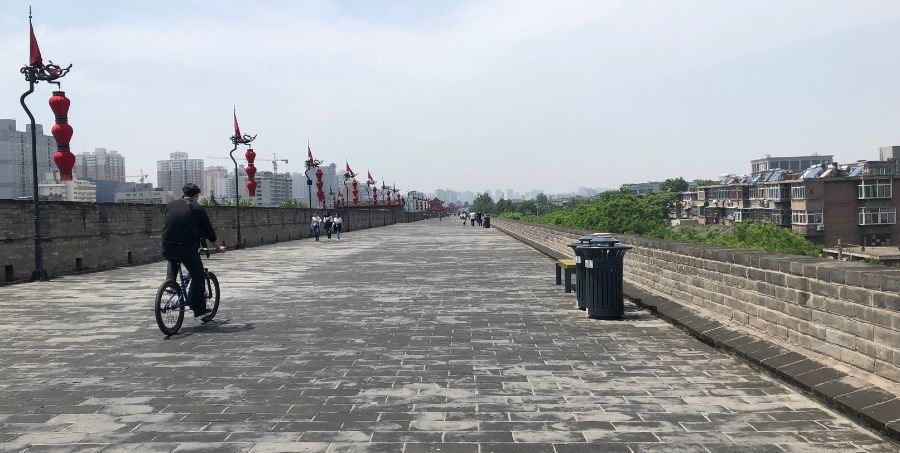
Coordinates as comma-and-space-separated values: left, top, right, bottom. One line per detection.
3, 0, 900, 193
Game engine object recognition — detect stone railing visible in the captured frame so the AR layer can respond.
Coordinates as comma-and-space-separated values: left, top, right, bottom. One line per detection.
1, 200, 424, 283
493, 218, 900, 385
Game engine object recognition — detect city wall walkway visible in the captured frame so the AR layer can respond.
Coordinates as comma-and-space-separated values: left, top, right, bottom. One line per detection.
0, 219, 896, 452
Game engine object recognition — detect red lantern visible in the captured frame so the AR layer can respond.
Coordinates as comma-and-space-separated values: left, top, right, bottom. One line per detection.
49, 91, 75, 180
372, 187, 377, 206
245, 164, 257, 180
386, 190, 391, 205
246, 179, 257, 196
315, 168, 324, 208
244, 148, 257, 196
245, 148, 256, 163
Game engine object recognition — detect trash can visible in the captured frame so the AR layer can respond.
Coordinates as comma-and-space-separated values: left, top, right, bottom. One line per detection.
577, 237, 632, 319
483, 216, 491, 228
567, 235, 599, 310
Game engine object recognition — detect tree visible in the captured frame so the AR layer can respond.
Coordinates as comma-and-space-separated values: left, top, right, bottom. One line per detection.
693, 179, 716, 188
280, 199, 307, 208
534, 193, 552, 215
659, 177, 689, 193
471, 192, 496, 214
496, 198, 515, 213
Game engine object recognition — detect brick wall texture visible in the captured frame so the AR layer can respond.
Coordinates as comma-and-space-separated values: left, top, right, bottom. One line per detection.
1, 200, 423, 282
493, 218, 900, 385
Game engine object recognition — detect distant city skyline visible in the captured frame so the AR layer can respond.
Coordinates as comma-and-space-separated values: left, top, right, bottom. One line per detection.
3, 2, 900, 193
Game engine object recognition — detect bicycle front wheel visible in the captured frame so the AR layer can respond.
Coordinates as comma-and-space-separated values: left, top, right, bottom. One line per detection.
203, 271, 220, 322
155, 280, 185, 336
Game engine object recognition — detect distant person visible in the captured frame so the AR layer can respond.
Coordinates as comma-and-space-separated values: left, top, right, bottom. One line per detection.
476, 212, 483, 226
333, 213, 343, 241
323, 212, 334, 241
310, 213, 322, 241
461, 212, 467, 225
469, 211, 476, 227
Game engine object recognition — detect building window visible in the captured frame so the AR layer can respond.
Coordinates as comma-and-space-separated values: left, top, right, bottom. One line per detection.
858, 179, 892, 199
790, 184, 805, 199
792, 210, 823, 224
859, 207, 896, 225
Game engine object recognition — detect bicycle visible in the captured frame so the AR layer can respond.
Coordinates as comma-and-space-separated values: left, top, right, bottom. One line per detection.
154, 247, 220, 336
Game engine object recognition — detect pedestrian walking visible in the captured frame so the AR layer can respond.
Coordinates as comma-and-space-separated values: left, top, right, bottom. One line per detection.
476, 212, 483, 226
310, 213, 322, 241
334, 213, 343, 241
324, 212, 334, 241
469, 211, 476, 227
461, 212, 467, 225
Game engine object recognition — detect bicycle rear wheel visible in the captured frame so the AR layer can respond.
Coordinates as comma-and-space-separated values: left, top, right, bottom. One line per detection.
202, 271, 220, 322
155, 280, 185, 335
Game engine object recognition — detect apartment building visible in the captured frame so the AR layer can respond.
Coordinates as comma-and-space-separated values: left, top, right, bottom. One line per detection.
691, 156, 898, 247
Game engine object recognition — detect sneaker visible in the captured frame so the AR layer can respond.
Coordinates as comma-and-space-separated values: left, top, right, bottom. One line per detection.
193, 308, 211, 318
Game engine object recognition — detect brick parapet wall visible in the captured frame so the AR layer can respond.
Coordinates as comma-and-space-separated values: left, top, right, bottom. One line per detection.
1, 200, 423, 282
493, 218, 900, 384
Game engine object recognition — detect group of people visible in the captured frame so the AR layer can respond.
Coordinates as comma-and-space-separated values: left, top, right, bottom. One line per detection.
460, 211, 485, 227
309, 212, 344, 241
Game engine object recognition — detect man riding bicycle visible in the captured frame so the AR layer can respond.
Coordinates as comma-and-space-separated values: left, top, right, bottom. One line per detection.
162, 183, 225, 318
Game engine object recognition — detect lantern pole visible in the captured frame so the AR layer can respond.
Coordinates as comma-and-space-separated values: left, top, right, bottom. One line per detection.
304, 142, 322, 211
229, 115, 256, 250
20, 8, 72, 281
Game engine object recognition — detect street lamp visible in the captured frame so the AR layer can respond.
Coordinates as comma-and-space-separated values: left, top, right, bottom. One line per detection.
229, 108, 256, 249
343, 161, 356, 209
20, 8, 72, 281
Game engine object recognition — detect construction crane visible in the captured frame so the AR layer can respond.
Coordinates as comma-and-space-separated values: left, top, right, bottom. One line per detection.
125, 169, 149, 184
206, 155, 289, 173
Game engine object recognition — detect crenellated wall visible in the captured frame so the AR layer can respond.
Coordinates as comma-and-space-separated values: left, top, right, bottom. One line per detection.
493, 218, 900, 385
0, 200, 424, 282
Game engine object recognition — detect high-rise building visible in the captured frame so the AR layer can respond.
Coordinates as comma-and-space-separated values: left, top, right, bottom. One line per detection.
76, 148, 125, 182
227, 171, 293, 207
506, 189, 515, 200
115, 185, 177, 205
0, 119, 56, 199
202, 166, 229, 201
157, 152, 204, 193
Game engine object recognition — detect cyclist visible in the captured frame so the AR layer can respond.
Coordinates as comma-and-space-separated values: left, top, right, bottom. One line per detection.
161, 183, 225, 318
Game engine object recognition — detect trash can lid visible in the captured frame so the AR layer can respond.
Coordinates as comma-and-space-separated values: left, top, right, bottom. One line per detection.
590, 236, 620, 246
578, 235, 595, 243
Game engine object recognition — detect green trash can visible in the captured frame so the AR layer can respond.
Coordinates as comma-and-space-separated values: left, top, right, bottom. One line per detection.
577, 237, 632, 319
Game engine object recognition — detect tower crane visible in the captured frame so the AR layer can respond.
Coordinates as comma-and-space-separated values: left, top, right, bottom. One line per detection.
206, 154, 289, 173
124, 169, 149, 184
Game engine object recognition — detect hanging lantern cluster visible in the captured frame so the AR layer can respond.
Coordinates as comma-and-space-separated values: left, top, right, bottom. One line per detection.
386, 189, 392, 205
245, 148, 257, 197
351, 179, 359, 206
396, 193, 402, 206
49, 91, 74, 181
372, 185, 378, 206
315, 168, 325, 208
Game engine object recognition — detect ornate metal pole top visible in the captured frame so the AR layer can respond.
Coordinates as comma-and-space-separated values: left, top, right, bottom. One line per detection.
305, 141, 322, 170
230, 107, 256, 145
21, 8, 72, 85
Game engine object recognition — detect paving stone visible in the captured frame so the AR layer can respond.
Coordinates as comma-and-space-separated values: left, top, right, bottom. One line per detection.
0, 220, 895, 452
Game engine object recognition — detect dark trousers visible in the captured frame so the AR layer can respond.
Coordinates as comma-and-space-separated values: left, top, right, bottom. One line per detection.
312, 225, 320, 241
325, 226, 333, 239
162, 245, 206, 314
470, 219, 475, 226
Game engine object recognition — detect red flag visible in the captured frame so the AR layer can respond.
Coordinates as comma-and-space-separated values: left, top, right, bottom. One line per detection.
368, 170, 375, 182
29, 21, 43, 67
308, 143, 314, 161
233, 111, 241, 138
346, 161, 354, 174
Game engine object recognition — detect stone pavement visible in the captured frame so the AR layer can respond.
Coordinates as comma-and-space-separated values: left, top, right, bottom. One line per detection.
0, 219, 897, 453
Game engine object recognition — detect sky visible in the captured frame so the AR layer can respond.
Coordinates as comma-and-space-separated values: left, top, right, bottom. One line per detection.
3, 0, 900, 194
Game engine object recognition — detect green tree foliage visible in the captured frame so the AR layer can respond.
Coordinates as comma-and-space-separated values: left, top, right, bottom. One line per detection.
495, 198, 515, 212
693, 179, 716, 187
279, 199, 307, 208
659, 177, 689, 193
471, 192, 496, 214
237, 198, 257, 208
498, 189, 822, 257
534, 193, 552, 215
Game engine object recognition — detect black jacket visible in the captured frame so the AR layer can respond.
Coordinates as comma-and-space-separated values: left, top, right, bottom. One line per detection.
162, 198, 217, 246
